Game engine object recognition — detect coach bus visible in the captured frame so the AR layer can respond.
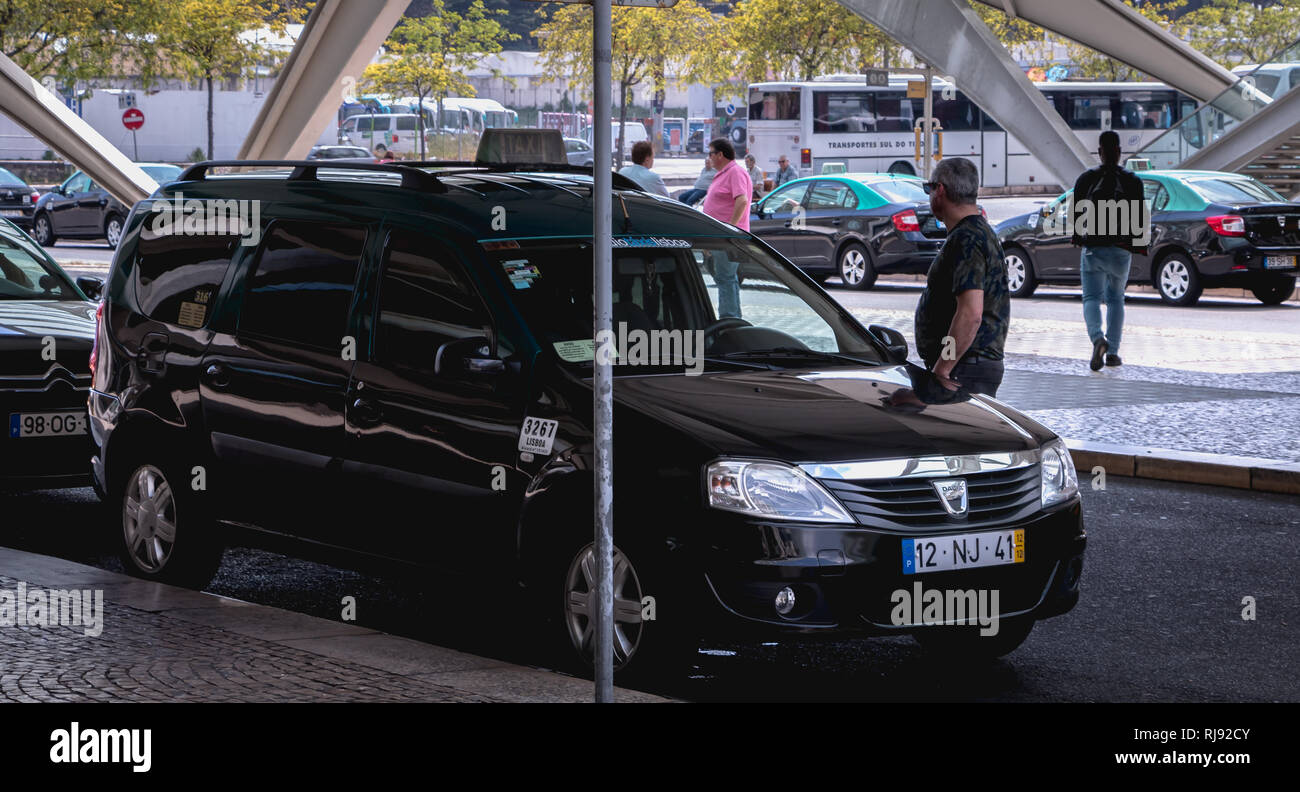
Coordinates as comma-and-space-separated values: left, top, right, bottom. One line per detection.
746, 76, 1196, 188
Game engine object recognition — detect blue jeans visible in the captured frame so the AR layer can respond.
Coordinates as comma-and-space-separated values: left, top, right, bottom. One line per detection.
712, 253, 741, 319
1080, 246, 1130, 355
678, 188, 708, 205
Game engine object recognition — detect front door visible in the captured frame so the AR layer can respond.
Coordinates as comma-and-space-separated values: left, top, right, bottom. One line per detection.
341, 227, 522, 565
800, 180, 858, 271
750, 181, 810, 265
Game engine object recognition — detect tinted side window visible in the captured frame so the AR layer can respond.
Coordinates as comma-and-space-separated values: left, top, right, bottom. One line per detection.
134, 230, 239, 327
376, 230, 489, 369
65, 173, 91, 193
395, 116, 417, 131
355, 117, 373, 132
239, 223, 365, 349
806, 181, 854, 210
762, 182, 809, 214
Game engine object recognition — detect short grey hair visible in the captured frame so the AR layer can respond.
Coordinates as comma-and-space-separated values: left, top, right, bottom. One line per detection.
933, 157, 980, 205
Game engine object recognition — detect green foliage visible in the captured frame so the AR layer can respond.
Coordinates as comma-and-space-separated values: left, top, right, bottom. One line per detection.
729, 0, 903, 81
1181, 0, 1300, 68
187, 146, 208, 163
1058, 0, 1187, 80
0, 0, 173, 86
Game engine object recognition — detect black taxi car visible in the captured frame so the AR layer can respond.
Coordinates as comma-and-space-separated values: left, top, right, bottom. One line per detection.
88, 144, 1085, 677
0, 217, 101, 489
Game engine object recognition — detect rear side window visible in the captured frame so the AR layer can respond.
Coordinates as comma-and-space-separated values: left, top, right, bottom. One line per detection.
372, 117, 391, 132
375, 230, 489, 369
239, 222, 365, 349
133, 230, 239, 326
806, 181, 857, 210
355, 117, 373, 132
395, 116, 417, 131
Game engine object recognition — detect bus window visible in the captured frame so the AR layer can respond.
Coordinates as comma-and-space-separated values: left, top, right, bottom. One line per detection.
932, 94, 978, 131
1119, 91, 1177, 128
813, 92, 874, 133
1066, 94, 1112, 129
874, 92, 916, 132
749, 89, 800, 121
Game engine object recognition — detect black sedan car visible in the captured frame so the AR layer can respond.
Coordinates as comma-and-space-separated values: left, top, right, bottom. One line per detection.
33, 162, 182, 250
749, 173, 947, 289
0, 217, 101, 489
0, 167, 39, 231
996, 169, 1299, 306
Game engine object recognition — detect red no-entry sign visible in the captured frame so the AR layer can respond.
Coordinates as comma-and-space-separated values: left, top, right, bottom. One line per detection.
122, 108, 145, 131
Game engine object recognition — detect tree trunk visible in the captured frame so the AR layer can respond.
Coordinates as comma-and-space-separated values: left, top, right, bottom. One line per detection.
652, 56, 665, 157
617, 80, 629, 167
206, 75, 215, 160
417, 91, 427, 160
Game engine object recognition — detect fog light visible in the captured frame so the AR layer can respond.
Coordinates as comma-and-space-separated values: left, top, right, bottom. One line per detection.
774, 587, 796, 615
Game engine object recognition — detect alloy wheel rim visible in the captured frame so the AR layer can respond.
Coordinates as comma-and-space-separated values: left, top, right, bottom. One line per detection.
123, 465, 177, 573
841, 250, 866, 285
564, 543, 645, 668
106, 219, 122, 246
1161, 260, 1189, 298
1006, 254, 1025, 291
36, 217, 49, 243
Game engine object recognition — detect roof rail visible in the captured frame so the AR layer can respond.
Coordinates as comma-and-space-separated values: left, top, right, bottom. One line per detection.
177, 160, 447, 193
403, 160, 646, 192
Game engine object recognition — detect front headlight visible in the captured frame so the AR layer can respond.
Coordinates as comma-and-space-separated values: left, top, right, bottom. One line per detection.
706, 460, 853, 523
1040, 439, 1079, 507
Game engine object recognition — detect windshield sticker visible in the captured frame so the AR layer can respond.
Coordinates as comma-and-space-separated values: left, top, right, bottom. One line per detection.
518, 417, 559, 455
553, 339, 595, 362
176, 301, 206, 328
503, 259, 540, 289
612, 236, 691, 248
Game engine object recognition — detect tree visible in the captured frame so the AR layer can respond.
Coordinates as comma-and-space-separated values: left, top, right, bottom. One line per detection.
361, 0, 516, 159
0, 0, 172, 88
156, 0, 295, 160
534, 0, 725, 164
728, 0, 899, 83
1181, 0, 1300, 69
1056, 1, 1186, 80
972, 2, 1051, 69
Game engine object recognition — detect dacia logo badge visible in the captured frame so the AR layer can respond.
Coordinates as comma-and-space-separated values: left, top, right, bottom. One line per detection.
932, 478, 968, 517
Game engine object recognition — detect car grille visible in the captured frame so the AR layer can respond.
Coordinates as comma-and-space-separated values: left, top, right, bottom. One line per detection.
819, 463, 1042, 532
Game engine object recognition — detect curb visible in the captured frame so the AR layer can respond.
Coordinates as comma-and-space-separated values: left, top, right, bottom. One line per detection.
1063, 438, 1300, 495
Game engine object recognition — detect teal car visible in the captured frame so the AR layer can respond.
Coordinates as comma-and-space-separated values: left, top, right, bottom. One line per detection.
996, 170, 1299, 306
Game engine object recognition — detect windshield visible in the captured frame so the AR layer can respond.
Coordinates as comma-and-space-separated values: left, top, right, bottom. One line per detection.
493, 236, 884, 371
0, 167, 24, 186
0, 224, 77, 300
1188, 177, 1287, 204
866, 179, 927, 203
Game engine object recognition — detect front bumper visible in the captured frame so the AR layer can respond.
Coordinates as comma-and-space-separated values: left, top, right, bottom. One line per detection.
694, 501, 1085, 637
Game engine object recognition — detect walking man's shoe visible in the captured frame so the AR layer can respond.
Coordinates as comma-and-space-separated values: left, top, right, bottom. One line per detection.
1105, 354, 1122, 367
1090, 338, 1109, 371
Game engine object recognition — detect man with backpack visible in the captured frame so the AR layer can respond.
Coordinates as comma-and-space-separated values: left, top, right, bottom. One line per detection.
1070, 130, 1148, 371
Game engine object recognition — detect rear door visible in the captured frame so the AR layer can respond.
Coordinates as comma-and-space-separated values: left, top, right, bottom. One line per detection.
340, 226, 522, 563
197, 220, 368, 537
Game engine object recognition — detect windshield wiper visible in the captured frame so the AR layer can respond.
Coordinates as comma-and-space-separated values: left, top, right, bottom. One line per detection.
717, 347, 879, 365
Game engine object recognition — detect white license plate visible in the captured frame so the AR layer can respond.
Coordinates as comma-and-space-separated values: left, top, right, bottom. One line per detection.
1265, 255, 1296, 270
902, 529, 1024, 575
9, 411, 86, 438
0, 209, 26, 217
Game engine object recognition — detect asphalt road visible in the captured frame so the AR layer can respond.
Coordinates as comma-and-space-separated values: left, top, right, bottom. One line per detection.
2, 476, 1295, 702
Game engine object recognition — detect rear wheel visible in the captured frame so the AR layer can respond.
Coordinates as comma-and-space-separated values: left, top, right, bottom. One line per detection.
1004, 245, 1038, 297
116, 459, 223, 589
887, 161, 915, 176
1250, 275, 1295, 305
912, 617, 1035, 661
837, 242, 877, 290
1155, 252, 1202, 306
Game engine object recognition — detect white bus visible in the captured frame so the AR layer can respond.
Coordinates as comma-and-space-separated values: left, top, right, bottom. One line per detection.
746, 76, 1196, 188
399, 97, 518, 136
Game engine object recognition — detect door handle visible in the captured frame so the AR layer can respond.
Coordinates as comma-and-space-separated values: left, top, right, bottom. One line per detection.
830, 219, 841, 226
203, 363, 229, 388
351, 397, 380, 425
783, 221, 792, 228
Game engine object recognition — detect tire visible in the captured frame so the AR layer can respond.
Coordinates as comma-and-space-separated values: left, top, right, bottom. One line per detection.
837, 242, 877, 290
33, 213, 55, 246
104, 213, 124, 249
1250, 276, 1295, 305
887, 161, 916, 176
912, 616, 1035, 662
549, 537, 696, 684
1004, 245, 1038, 298
1155, 252, 1202, 306
116, 459, 223, 589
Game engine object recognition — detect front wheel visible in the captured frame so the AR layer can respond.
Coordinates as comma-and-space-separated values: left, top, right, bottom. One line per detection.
1155, 253, 1202, 306
838, 242, 877, 290
104, 213, 124, 248
1004, 246, 1038, 297
33, 213, 55, 246
1250, 276, 1295, 305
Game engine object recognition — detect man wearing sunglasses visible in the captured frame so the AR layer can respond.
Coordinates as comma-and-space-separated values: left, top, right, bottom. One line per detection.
914, 158, 1010, 396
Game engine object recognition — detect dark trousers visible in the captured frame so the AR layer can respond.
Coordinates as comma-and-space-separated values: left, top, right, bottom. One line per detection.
949, 356, 1005, 397
678, 188, 708, 205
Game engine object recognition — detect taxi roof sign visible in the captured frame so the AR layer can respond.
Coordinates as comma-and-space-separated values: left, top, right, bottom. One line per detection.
475, 128, 567, 166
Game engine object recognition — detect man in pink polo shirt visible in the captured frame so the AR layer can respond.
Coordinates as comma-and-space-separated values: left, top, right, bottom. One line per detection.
700, 138, 751, 317
701, 138, 751, 231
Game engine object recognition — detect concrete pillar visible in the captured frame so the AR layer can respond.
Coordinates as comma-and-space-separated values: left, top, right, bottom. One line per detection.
837, 0, 1094, 188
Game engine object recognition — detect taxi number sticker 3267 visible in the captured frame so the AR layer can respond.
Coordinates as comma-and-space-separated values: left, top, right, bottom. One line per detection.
518, 417, 559, 454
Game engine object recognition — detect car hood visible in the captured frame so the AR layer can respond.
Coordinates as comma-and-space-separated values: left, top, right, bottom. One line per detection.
610, 362, 1049, 464
0, 300, 95, 376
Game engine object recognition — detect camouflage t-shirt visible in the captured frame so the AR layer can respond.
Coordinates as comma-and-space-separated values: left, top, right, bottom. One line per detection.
913, 214, 1010, 366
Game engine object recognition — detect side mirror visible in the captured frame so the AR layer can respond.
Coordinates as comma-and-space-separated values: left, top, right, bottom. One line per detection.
52, 184, 66, 196
868, 324, 909, 363
76, 276, 104, 300
435, 335, 504, 377
1039, 205, 1053, 218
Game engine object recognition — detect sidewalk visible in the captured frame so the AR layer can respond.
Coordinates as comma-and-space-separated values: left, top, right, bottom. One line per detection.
0, 547, 666, 703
